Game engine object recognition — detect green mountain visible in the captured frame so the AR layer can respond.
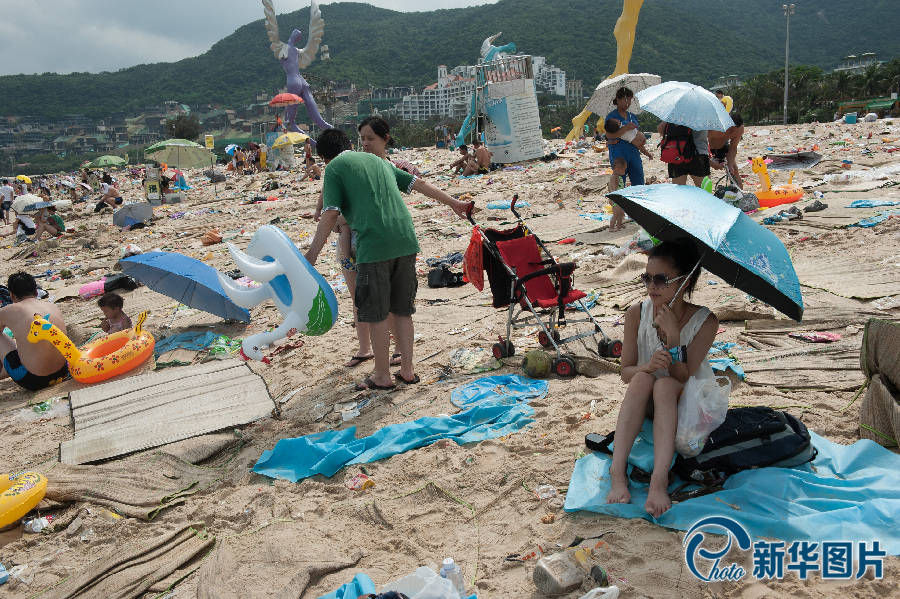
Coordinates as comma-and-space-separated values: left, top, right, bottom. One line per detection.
2, 0, 898, 120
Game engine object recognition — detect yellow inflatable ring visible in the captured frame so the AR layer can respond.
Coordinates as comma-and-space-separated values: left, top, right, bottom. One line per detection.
29, 311, 155, 385
0, 472, 48, 528
750, 156, 805, 208
756, 186, 805, 208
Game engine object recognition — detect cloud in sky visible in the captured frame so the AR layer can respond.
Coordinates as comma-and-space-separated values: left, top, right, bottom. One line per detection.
0, 0, 497, 76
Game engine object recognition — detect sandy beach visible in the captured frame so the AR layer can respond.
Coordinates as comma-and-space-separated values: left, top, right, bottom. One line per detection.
1, 120, 899, 598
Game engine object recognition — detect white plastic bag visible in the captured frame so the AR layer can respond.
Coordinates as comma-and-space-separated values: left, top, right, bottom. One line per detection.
675, 376, 731, 457
578, 587, 620, 599
381, 566, 458, 599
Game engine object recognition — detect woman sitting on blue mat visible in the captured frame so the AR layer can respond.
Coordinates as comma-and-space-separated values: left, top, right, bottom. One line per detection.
606, 240, 723, 518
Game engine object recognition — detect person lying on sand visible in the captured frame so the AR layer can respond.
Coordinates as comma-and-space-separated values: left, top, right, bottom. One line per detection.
0, 272, 70, 391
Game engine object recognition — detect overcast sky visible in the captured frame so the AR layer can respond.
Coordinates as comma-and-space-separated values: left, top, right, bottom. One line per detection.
0, 0, 498, 77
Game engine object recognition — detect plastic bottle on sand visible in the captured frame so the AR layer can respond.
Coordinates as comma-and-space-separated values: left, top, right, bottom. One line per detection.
440, 558, 465, 597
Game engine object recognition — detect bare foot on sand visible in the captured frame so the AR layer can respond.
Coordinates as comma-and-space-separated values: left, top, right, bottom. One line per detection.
644, 480, 671, 518
607, 468, 631, 504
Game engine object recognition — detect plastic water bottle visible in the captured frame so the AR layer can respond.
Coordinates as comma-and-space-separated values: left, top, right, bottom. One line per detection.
440, 558, 465, 597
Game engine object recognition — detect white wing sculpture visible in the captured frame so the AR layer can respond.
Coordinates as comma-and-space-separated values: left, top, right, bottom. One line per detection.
263, 0, 324, 67
261, 0, 332, 142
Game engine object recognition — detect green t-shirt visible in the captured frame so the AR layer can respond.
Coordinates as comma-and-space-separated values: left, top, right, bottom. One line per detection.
322, 151, 419, 264
50, 214, 65, 232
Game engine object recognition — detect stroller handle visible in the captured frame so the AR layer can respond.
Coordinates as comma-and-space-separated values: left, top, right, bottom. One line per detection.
510, 194, 521, 220
465, 200, 477, 225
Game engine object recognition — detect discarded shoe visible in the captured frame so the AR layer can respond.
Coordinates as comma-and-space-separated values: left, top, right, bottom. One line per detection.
805, 200, 828, 212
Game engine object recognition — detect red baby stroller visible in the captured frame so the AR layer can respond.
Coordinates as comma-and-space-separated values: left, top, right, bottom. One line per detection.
463, 196, 622, 377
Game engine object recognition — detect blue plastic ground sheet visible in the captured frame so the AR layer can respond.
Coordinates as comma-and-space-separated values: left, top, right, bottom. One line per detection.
152, 331, 219, 357
314, 573, 376, 599
449, 374, 548, 409
253, 401, 535, 482
564, 426, 900, 554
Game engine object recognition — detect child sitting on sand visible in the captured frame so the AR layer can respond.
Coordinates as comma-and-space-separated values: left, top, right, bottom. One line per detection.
606, 240, 725, 518
98, 292, 132, 334
606, 157, 628, 232
605, 118, 653, 159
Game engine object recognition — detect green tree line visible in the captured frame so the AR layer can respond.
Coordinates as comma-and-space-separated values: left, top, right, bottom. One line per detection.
729, 58, 900, 125
1, 0, 897, 120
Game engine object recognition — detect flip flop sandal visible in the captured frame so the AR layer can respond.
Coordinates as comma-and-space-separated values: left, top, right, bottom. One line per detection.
389, 353, 402, 366
354, 376, 396, 391
393, 373, 421, 385
805, 200, 828, 212
345, 354, 373, 368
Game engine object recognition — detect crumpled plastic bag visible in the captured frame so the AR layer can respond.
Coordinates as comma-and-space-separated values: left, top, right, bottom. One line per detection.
15, 397, 70, 422
381, 566, 459, 599
449, 347, 501, 374
675, 376, 731, 457
201, 227, 222, 246
121, 244, 142, 258
208, 335, 242, 355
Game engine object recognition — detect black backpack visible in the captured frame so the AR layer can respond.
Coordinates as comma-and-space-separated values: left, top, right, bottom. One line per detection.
427, 264, 465, 288
673, 406, 817, 487
660, 123, 696, 164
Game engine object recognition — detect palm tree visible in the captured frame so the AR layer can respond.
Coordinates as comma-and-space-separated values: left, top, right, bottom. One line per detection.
859, 64, 884, 98
832, 71, 853, 101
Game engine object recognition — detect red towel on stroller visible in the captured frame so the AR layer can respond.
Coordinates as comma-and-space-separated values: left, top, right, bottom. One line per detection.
464, 227, 484, 291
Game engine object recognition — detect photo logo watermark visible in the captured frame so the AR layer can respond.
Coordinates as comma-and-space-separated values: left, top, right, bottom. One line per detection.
683, 516, 885, 582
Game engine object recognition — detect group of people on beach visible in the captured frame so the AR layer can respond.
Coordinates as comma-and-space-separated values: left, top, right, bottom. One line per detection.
1, 87, 745, 518
449, 140, 493, 176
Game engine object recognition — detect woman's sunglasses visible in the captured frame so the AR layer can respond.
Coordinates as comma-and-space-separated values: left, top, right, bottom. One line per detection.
639, 273, 686, 289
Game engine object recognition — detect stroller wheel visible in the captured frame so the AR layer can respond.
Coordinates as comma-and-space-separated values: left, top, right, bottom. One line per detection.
553, 356, 576, 377
608, 339, 623, 359
598, 339, 609, 357
538, 330, 560, 348
493, 341, 515, 359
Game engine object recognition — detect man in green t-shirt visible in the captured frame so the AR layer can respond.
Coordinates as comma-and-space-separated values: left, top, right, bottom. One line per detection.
306, 129, 472, 391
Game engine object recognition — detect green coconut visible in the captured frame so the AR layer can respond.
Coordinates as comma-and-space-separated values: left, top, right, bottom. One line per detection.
522, 349, 553, 378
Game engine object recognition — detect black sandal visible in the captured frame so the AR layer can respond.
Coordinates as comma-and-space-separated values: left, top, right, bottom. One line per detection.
344, 354, 373, 368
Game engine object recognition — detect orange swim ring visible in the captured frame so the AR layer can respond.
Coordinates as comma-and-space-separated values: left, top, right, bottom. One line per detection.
28, 311, 154, 384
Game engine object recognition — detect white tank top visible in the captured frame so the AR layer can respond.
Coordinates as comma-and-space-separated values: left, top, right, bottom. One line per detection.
637, 300, 715, 381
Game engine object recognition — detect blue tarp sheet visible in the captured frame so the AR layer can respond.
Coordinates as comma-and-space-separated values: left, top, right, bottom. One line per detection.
848, 210, 900, 228
847, 200, 900, 208
580, 213, 611, 222
315, 573, 376, 599
564, 424, 900, 554
487, 200, 530, 209
253, 401, 535, 482
449, 374, 548, 409
708, 341, 746, 379
152, 331, 219, 357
